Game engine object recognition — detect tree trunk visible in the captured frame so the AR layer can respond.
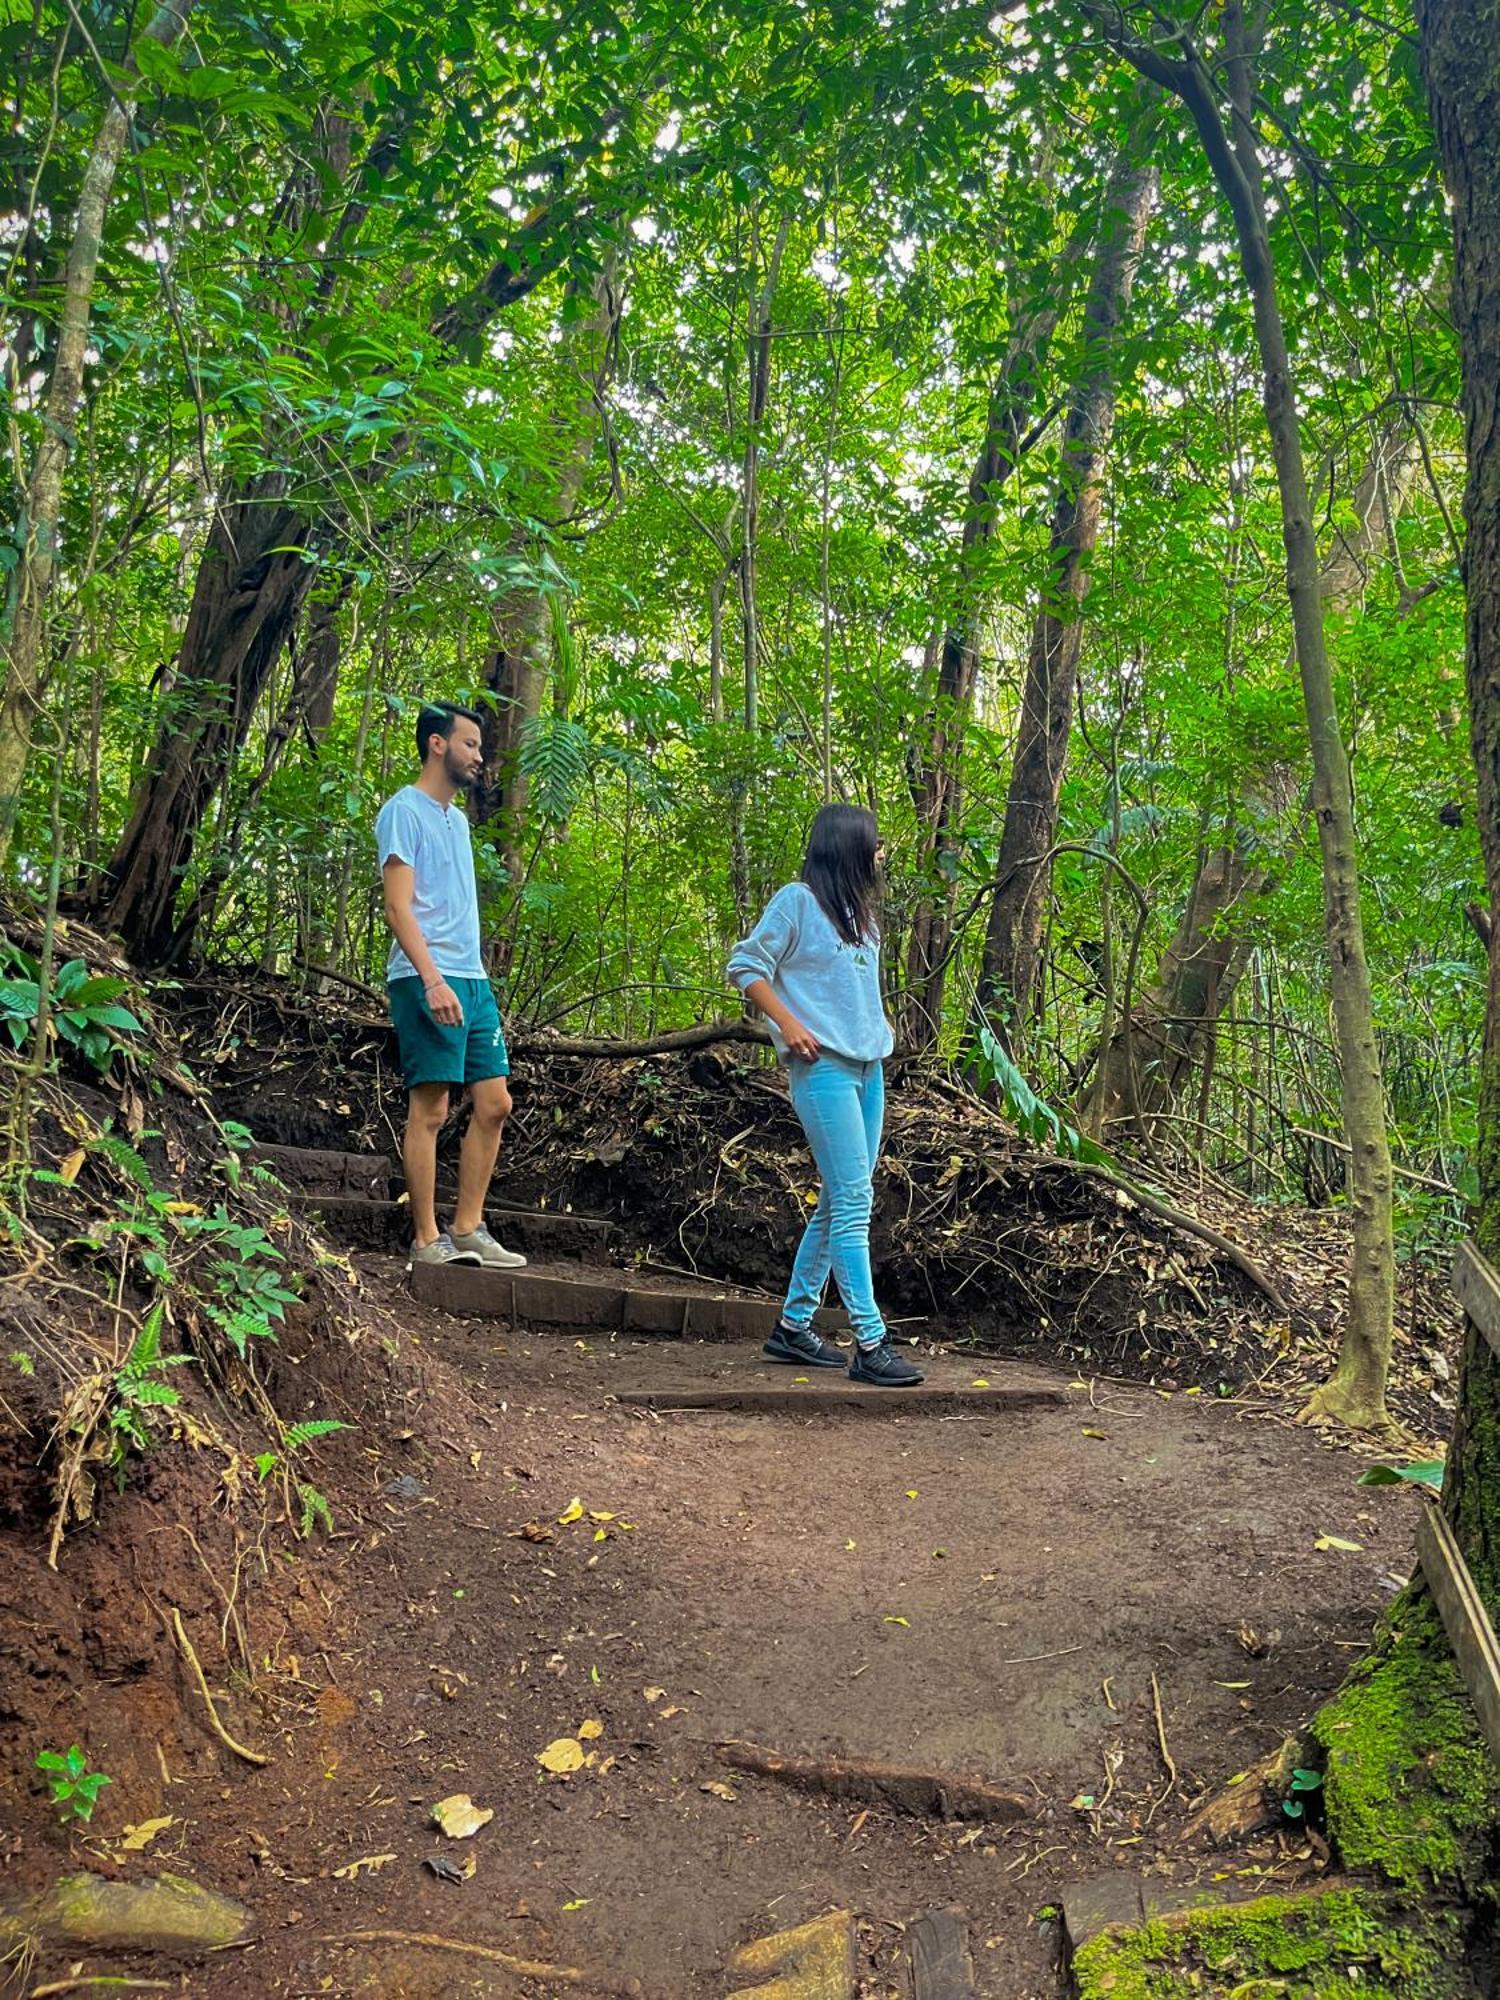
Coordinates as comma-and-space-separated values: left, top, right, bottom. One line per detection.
976, 145, 1158, 1046
98, 479, 318, 961
1142, 7, 1396, 1427
1086, 425, 1416, 1140
740, 215, 791, 739
0, 0, 195, 861
902, 215, 1092, 1049
96, 136, 606, 963
474, 263, 622, 975
1417, 0, 1500, 1594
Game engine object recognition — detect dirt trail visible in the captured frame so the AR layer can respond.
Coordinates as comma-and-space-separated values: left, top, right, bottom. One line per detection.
7, 1254, 1417, 1999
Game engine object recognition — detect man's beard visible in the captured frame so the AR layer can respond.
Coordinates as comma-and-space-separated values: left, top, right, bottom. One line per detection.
444, 747, 480, 792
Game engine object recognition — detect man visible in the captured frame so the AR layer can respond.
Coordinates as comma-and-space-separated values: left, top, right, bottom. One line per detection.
376, 701, 528, 1270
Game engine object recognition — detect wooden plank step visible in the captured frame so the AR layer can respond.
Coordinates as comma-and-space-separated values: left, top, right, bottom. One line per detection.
908, 1907, 975, 1999
253, 1142, 392, 1196
726, 1910, 855, 2000
287, 1194, 613, 1264
615, 1381, 1066, 1415
409, 1260, 846, 1342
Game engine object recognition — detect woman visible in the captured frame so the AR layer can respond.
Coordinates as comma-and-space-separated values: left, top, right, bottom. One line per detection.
727, 804, 923, 1387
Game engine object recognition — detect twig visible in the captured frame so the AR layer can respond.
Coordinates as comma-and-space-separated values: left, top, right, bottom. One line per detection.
1146, 1670, 1179, 1825
169, 1606, 270, 1766
318, 1932, 644, 1995
28, 1982, 172, 1997
1001, 1643, 1085, 1666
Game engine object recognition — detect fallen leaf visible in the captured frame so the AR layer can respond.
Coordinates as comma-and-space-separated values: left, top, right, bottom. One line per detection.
659, 1705, 684, 1720
424, 1852, 474, 1884
557, 1497, 584, 1525
971, 1378, 990, 1389
905, 1489, 919, 1500
845, 1539, 857, 1551
333, 1851, 396, 1880
562, 1898, 590, 1911
430, 1794, 494, 1837
643, 1687, 666, 1703
1213, 1681, 1253, 1690
119, 1815, 174, 1853
588, 1509, 616, 1523
1315, 1533, 1364, 1553
1081, 1428, 1107, 1440
537, 1738, 586, 1774
884, 1616, 910, 1628
58, 1148, 86, 1185
699, 1780, 737, 1801
469, 1450, 482, 1471
577, 1718, 604, 1740
593, 1528, 609, 1542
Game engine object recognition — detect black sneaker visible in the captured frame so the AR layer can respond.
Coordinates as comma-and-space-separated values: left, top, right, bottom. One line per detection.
762, 1320, 847, 1369
849, 1339, 925, 1387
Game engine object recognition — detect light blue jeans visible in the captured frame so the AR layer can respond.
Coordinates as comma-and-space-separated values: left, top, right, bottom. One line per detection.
783, 1054, 886, 1349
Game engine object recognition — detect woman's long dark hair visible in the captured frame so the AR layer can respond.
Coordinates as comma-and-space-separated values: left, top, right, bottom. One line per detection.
801, 804, 880, 946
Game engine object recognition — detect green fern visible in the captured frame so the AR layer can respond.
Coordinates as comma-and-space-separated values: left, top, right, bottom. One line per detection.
519, 715, 591, 824
284, 1418, 351, 1451
91, 1128, 159, 1196
297, 1481, 333, 1536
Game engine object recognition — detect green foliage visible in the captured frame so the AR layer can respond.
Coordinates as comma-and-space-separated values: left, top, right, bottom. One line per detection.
1359, 1461, 1446, 1491
106, 1301, 192, 1471
35, 1745, 111, 1825
0, 951, 143, 1073
974, 1024, 1109, 1163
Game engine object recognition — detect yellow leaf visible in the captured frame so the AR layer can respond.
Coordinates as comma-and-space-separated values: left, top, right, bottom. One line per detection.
537, 1737, 586, 1774
588, 1509, 615, 1523
162, 1200, 202, 1216
699, 1780, 737, 1801
905, 1489, 919, 1500
119, 1815, 174, 1852
1315, 1533, 1363, 1553
643, 1686, 666, 1703
884, 1616, 910, 1628
971, 1378, 990, 1389
58, 1148, 86, 1185
845, 1539, 856, 1551
430, 1794, 493, 1837
1082, 1428, 1107, 1440
333, 1851, 396, 1880
557, 1497, 584, 1525
577, 1718, 604, 1740
562, 1898, 590, 1911
805, 1190, 819, 1205
593, 1528, 609, 1542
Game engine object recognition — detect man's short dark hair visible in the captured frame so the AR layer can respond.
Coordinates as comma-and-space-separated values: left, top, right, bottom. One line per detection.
416, 701, 483, 763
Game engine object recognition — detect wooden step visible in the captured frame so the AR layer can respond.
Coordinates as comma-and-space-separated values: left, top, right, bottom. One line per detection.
615, 1380, 1066, 1415
409, 1260, 844, 1342
253, 1143, 392, 1196
287, 1194, 613, 1264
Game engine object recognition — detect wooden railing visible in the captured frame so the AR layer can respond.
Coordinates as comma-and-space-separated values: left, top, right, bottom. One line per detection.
1416, 1242, 1500, 1764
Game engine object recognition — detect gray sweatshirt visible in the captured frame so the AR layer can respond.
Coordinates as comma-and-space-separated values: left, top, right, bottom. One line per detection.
727, 881, 895, 1064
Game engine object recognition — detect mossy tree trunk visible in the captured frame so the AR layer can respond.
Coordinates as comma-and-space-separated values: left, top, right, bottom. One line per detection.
1417, 0, 1500, 1604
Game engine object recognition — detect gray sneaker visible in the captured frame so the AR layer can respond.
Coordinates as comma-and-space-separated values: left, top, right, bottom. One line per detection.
409, 1231, 483, 1270
448, 1224, 528, 1270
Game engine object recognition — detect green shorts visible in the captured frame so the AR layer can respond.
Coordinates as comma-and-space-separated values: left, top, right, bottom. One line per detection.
388, 976, 510, 1091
